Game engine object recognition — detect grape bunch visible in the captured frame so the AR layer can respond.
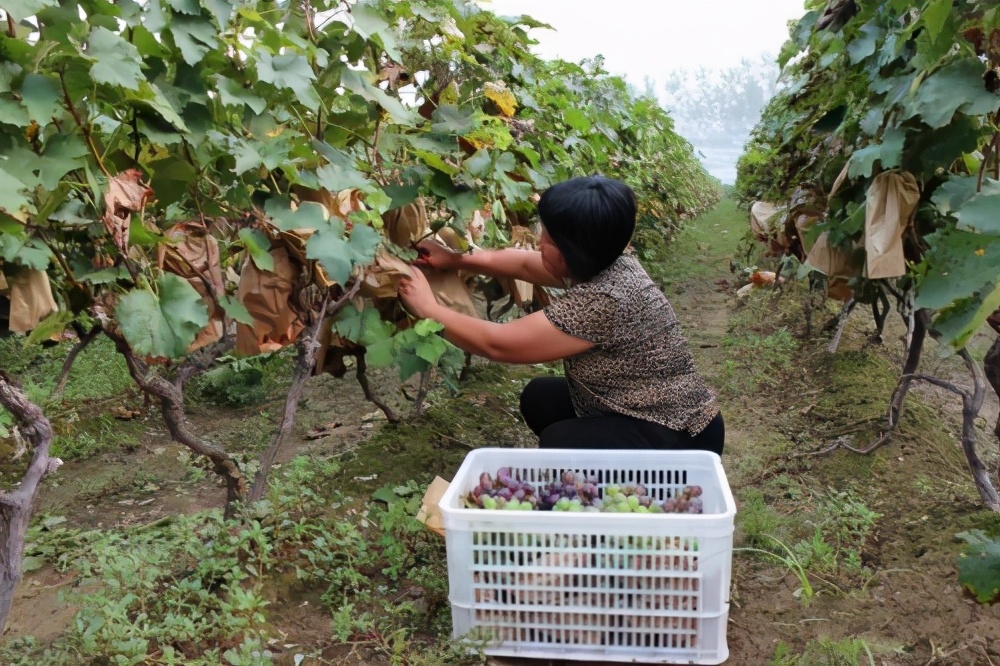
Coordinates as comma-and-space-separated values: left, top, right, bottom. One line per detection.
463, 467, 706, 515
602, 484, 662, 513
539, 470, 601, 512
662, 485, 704, 514
601, 484, 705, 514
464, 467, 539, 510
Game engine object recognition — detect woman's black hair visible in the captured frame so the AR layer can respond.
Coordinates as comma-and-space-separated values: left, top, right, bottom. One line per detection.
537, 175, 637, 281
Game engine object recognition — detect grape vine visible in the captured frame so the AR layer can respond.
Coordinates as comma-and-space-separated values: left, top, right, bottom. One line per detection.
0, 0, 718, 633
737, 0, 1000, 511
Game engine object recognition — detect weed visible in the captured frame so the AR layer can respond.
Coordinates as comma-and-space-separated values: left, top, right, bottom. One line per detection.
190, 353, 292, 409
791, 488, 880, 583
771, 636, 876, 665
8, 454, 462, 665
735, 534, 815, 605
720, 327, 798, 393
0, 336, 132, 403
736, 488, 784, 549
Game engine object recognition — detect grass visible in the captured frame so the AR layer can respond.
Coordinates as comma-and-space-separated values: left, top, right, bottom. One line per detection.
650, 196, 748, 287
0, 335, 133, 404
333, 363, 538, 497
720, 327, 798, 394
0, 336, 144, 470
771, 637, 878, 666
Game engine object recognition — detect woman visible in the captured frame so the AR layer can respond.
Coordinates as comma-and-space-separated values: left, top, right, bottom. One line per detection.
398, 175, 724, 455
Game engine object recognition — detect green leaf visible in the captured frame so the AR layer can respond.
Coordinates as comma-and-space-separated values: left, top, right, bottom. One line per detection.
306, 219, 380, 285
214, 75, 266, 114
846, 24, 881, 64
847, 128, 906, 178
563, 107, 592, 133
930, 280, 1000, 350
921, 0, 951, 43
414, 335, 446, 363
129, 220, 163, 247
87, 27, 144, 91
956, 530, 1000, 604
132, 82, 189, 131
915, 229, 1000, 309
339, 68, 417, 126
397, 350, 429, 381
0, 96, 31, 127
904, 116, 986, 176
0, 168, 33, 220
24, 309, 73, 346
365, 338, 395, 367
165, 0, 199, 14
21, 555, 44, 573
0, 236, 50, 269
348, 223, 380, 268
238, 228, 274, 271
315, 161, 370, 192
232, 140, 262, 175
372, 484, 400, 504
334, 305, 392, 346
1, 0, 56, 20
413, 318, 443, 336
905, 59, 1000, 129
171, 15, 218, 66
306, 218, 354, 285
954, 190, 1000, 235
930, 177, 1000, 215
201, 0, 233, 29
465, 148, 491, 177
115, 273, 209, 359
38, 134, 89, 190
20, 74, 59, 124
257, 52, 319, 109
431, 105, 476, 135
414, 149, 458, 176
79, 266, 130, 284
218, 295, 254, 325
349, 2, 402, 62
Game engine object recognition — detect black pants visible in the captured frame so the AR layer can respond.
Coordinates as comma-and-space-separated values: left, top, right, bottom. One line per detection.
519, 377, 725, 456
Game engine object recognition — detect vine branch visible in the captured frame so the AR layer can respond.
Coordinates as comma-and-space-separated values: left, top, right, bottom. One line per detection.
59, 70, 110, 179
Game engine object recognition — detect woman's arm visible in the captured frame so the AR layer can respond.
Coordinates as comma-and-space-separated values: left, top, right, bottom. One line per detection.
398, 269, 592, 364
418, 241, 565, 288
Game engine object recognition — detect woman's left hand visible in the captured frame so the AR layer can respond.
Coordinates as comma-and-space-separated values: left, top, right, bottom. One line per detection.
398, 268, 439, 320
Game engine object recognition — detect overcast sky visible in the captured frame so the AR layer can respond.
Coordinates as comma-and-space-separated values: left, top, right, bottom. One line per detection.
480, 0, 806, 90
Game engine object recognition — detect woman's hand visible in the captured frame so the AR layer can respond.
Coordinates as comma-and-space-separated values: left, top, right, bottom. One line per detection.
414, 239, 463, 271
398, 268, 440, 320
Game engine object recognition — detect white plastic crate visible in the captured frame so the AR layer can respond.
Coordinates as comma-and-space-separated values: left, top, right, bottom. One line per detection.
439, 448, 736, 665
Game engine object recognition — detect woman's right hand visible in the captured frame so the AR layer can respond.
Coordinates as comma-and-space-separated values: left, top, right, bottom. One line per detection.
414, 238, 463, 271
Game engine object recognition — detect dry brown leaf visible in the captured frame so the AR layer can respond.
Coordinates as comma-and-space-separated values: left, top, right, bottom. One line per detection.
103, 169, 153, 254
377, 63, 411, 90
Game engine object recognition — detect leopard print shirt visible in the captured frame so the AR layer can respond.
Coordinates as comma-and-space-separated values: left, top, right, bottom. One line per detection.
544, 254, 719, 435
